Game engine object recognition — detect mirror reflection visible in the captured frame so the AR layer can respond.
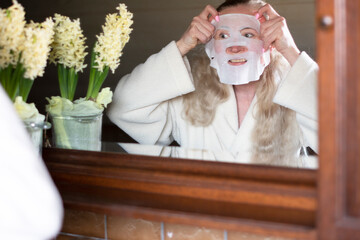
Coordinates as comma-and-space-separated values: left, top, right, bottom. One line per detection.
105, 0, 318, 168
2, 0, 317, 168
101, 142, 318, 168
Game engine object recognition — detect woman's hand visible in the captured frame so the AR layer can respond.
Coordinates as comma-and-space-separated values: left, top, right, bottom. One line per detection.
257, 4, 300, 65
176, 5, 218, 56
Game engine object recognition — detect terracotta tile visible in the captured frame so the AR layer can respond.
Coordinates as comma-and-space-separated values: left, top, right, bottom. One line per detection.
107, 216, 161, 240
56, 233, 100, 239
228, 231, 293, 240
164, 223, 223, 240
61, 209, 105, 238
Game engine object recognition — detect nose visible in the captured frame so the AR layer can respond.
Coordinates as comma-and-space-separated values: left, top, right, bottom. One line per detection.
226, 46, 247, 54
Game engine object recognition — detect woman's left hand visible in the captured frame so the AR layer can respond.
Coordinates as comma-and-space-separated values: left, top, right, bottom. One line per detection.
256, 4, 300, 65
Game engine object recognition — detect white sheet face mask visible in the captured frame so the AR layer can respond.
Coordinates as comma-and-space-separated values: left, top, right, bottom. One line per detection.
205, 14, 270, 85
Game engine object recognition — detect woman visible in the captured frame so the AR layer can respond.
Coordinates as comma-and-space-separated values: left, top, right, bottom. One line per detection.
107, 0, 318, 167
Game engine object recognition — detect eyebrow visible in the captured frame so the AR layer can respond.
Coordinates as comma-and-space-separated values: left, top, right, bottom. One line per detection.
241, 27, 256, 31
216, 26, 257, 31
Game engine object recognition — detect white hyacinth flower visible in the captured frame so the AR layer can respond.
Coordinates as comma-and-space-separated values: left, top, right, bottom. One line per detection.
49, 14, 88, 73
0, 0, 26, 69
21, 18, 54, 80
94, 3, 133, 73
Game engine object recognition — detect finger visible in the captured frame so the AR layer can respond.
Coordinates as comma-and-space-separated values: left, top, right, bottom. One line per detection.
187, 21, 213, 43
187, 23, 213, 45
194, 22, 214, 41
257, 15, 267, 23
195, 26, 212, 43
193, 16, 215, 33
256, 4, 280, 21
262, 24, 282, 48
199, 4, 218, 21
262, 22, 284, 49
260, 16, 285, 33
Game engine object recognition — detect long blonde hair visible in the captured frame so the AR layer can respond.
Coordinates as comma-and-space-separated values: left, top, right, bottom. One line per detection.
182, 0, 305, 166
183, 46, 303, 166
183, 0, 267, 126
182, 46, 229, 126
183, 45, 284, 127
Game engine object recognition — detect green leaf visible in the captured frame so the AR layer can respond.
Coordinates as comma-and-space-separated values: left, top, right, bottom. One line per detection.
68, 69, 78, 101
19, 77, 34, 102
90, 66, 109, 99
86, 46, 98, 100
9, 63, 25, 101
58, 64, 68, 99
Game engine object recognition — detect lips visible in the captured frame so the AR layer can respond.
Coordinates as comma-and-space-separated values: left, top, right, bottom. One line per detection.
228, 58, 247, 66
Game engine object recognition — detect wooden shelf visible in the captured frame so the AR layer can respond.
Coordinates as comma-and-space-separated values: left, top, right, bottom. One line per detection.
43, 148, 317, 239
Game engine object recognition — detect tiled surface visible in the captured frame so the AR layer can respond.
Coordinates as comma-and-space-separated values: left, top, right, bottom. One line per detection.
164, 223, 224, 240
56, 233, 104, 239
107, 216, 161, 240
227, 231, 292, 240
61, 209, 105, 238
58, 209, 293, 240
55, 235, 75, 240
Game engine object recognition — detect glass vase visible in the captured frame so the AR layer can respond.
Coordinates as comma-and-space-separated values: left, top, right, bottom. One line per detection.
50, 113, 102, 151
24, 120, 51, 154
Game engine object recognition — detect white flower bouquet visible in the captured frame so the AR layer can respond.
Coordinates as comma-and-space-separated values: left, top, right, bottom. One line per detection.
0, 0, 53, 120
0, 0, 54, 151
46, 4, 133, 150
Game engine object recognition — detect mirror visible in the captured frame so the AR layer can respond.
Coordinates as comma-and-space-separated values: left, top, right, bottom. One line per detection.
100, 142, 318, 169
2, 0, 317, 168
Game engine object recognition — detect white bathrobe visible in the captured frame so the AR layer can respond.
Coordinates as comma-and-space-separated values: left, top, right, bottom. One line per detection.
0, 85, 63, 240
108, 41, 318, 165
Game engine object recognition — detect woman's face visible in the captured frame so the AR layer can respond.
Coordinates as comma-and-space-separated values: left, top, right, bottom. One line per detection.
204, 4, 270, 85
214, 4, 261, 56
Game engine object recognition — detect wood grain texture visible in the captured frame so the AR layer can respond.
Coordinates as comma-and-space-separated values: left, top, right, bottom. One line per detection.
317, 0, 360, 239
43, 148, 317, 239
317, 0, 337, 239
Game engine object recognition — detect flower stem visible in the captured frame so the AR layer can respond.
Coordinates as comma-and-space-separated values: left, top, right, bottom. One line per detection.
90, 66, 109, 99
58, 64, 68, 99
12, 64, 25, 101
67, 67, 77, 101
0, 67, 8, 90
2, 65, 13, 98
86, 47, 97, 100
58, 64, 78, 101
19, 77, 34, 102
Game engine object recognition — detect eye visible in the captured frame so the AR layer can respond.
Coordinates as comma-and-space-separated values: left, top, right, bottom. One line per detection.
240, 28, 259, 39
214, 30, 230, 40
220, 33, 229, 39
244, 32, 254, 38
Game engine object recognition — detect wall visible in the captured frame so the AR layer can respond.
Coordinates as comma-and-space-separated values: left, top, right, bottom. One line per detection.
269, 0, 316, 58
2, 0, 315, 131
56, 209, 291, 240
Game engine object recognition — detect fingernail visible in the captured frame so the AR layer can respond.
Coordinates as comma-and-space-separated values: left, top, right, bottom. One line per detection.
255, 13, 260, 19
215, 15, 219, 22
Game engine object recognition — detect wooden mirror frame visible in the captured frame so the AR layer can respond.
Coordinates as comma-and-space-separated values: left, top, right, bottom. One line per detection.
42, 0, 359, 239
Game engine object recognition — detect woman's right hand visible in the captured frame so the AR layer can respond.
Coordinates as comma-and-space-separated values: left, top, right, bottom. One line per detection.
176, 5, 218, 56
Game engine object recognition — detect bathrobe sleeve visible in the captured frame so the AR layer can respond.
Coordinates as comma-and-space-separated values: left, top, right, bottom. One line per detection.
107, 41, 195, 145
273, 52, 319, 153
0, 85, 63, 240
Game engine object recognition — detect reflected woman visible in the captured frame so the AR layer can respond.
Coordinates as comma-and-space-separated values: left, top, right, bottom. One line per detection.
107, 0, 318, 167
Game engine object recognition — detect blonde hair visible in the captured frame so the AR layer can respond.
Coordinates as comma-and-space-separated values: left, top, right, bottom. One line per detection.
182, 47, 303, 167
183, 46, 284, 127
182, 46, 229, 126
251, 52, 303, 166
181, 0, 305, 166
183, 0, 266, 126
